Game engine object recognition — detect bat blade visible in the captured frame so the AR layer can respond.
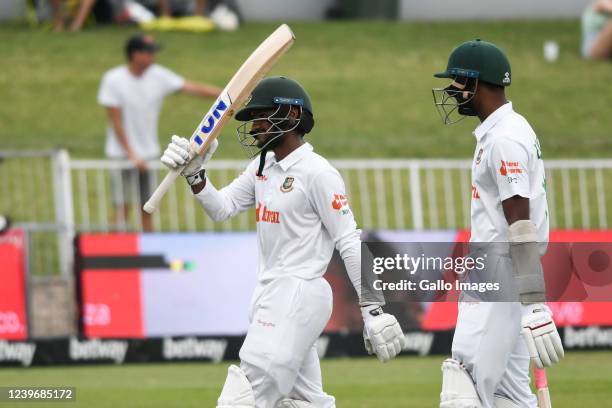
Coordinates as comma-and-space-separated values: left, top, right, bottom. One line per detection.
143, 24, 295, 214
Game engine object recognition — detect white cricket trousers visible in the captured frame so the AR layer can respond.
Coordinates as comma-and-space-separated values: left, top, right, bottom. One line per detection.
239, 276, 336, 408
452, 301, 538, 408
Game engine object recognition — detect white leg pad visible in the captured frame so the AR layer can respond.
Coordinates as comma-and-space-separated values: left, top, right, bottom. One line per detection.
493, 395, 522, 408
440, 359, 482, 408
276, 399, 315, 407
217, 365, 256, 408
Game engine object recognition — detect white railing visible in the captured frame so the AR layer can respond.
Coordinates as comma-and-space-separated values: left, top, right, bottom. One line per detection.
0, 150, 74, 277
2, 150, 612, 277
69, 158, 612, 233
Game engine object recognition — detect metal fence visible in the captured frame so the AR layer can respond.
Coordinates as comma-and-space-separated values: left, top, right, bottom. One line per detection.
68, 157, 612, 232
2, 150, 612, 277
0, 150, 73, 277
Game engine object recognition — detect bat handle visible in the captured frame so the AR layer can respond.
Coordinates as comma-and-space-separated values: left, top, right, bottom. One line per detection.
534, 367, 552, 408
534, 367, 548, 389
143, 165, 184, 214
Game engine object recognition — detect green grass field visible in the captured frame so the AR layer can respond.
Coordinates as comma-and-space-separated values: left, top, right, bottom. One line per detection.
2, 21, 612, 276
0, 21, 611, 159
1, 352, 611, 407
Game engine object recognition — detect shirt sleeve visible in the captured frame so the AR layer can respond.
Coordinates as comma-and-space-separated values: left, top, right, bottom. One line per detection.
488, 136, 531, 202
309, 168, 358, 251
155, 66, 185, 96
309, 168, 383, 305
194, 165, 255, 221
97, 73, 121, 107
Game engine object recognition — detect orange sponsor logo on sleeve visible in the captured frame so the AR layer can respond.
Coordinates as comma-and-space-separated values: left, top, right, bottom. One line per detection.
499, 160, 522, 176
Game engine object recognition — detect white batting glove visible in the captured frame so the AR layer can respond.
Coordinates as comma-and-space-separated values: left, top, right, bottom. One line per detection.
521, 304, 564, 369
362, 305, 406, 363
161, 135, 218, 177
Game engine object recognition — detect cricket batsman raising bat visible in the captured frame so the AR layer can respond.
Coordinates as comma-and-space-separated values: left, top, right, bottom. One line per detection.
160, 73, 406, 407
144, 24, 295, 214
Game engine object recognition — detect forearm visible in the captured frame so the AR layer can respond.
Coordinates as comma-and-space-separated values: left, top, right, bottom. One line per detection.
508, 220, 545, 303
503, 196, 545, 303
182, 81, 222, 98
107, 108, 138, 159
193, 177, 239, 222
338, 232, 384, 306
113, 125, 137, 159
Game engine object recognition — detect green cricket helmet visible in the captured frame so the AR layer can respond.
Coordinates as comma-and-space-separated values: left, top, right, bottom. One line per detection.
435, 39, 512, 87
235, 76, 315, 176
235, 76, 314, 159
235, 76, 314, 124
432, 39, 511, 124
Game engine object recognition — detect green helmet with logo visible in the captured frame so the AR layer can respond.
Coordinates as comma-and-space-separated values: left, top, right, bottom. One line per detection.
235, 76, 314, 122
434, 39, 511, 87
235, 76, 315, 171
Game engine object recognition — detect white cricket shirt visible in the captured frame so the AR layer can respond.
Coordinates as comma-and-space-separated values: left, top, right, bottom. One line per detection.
470, 102, 549, 244
196, 143, 361, 283
97, 64, 185, 160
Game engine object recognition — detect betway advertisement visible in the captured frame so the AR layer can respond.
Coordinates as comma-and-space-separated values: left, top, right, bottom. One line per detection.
76, 231, 612, 339
0, 229, 28, 340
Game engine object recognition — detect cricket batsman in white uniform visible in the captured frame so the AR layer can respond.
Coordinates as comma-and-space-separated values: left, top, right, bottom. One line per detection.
431, 40, 565, 407
160, 76, 407, 408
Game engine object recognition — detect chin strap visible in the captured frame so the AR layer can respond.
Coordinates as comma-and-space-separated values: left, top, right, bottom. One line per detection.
256, 148, 268, 177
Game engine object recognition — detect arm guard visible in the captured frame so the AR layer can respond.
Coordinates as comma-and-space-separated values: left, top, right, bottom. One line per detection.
508, 220, 546, 304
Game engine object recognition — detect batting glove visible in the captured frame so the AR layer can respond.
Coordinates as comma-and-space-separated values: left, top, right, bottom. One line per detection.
521, 303, 564, 369
161, 135, 218, 182
362, 305, 406, 363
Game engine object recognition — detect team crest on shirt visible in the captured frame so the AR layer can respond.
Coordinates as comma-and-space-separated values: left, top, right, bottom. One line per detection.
475, 148, 484, 165
280, 176, 295, 193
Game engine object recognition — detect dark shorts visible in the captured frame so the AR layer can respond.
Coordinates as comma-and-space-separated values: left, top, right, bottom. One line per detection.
110, 169, 155, 206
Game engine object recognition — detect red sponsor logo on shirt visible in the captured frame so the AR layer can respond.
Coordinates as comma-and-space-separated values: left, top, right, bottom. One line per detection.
471, 185, 480, 199
331, 194, 348, 210
331, 194, 351, 215
255, 202, 280, 224
499, 160, 522, 176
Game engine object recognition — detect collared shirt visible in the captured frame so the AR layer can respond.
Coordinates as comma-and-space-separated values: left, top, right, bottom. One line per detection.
470, 102, 549, 244
195, 143, 360, 283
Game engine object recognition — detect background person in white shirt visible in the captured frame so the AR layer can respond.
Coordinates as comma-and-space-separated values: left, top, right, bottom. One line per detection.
432, 40, 564, 408
97, 33, 221, 231
160, 76, 406, 408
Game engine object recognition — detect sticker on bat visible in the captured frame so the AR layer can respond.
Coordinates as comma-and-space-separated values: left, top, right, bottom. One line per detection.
193, 92, 233, 145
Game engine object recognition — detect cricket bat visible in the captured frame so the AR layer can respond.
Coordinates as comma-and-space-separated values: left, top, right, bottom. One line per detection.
534, 367, 552, 408
143, 24, 295, 214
